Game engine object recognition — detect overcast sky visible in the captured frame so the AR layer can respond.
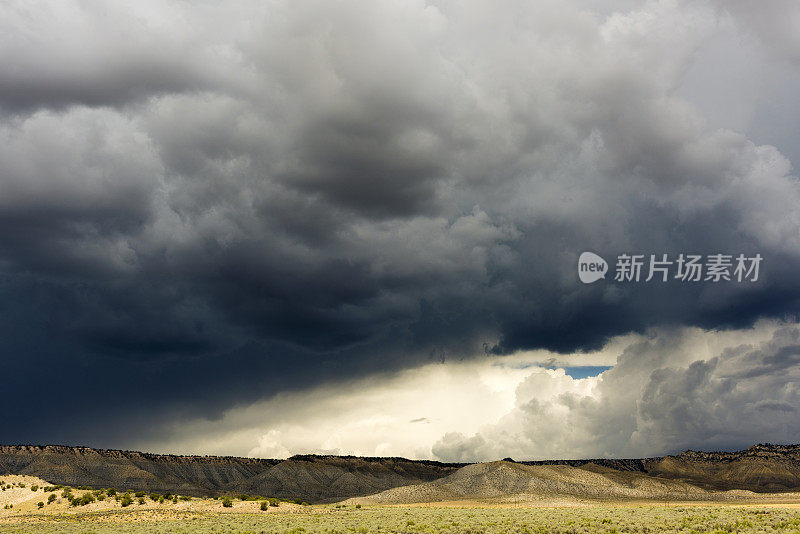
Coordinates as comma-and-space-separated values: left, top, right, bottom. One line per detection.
1, 0, 799, 461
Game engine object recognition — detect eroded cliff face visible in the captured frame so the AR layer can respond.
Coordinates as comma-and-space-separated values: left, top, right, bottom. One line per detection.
3, 443, 800, 502
0, 445, 280, 496
669, 444, 800, 463
0, 445, 463, 503
515, 444, 800, 492
648, 444, 800, 492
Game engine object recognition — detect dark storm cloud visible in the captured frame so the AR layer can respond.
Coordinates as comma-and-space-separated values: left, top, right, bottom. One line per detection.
0, 0, 799, 447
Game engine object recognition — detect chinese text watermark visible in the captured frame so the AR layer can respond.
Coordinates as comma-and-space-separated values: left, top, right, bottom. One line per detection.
578, 252, 762, 284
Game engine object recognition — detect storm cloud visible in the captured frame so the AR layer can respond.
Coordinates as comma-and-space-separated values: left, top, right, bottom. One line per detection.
432, 322, 800, 461
0, 0, 799, 452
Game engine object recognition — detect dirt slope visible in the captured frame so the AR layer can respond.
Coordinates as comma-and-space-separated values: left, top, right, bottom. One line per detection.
226, 455, 460, 503
345, 461, 721, 505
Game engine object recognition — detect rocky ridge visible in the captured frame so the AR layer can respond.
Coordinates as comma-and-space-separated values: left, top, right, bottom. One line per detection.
3, 443, 800, 503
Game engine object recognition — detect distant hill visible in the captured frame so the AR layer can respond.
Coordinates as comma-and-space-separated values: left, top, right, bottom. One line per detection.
345, 461, 715, 505
516, 444, 800, 493
348, 445, 800, 505
648, 444, 800, 492
0, 445, 462, 503
2, 443, 800, 503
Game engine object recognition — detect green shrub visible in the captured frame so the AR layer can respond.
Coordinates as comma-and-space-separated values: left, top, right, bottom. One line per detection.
47, 494, 56, 504
134, 491, 145, 498
37, 501, 44, 509
260, 500, 269, 511
247, 495, 262, 500
106, 488, 116, 496
30, 485, 39, 491
120, 494, 132, 507
150, 493, 160, 502
138, 497, 145, 505
237, 493, 250, 501
221, 497, 233, 508
269, 497, 280, 507
356, 504, 362, 509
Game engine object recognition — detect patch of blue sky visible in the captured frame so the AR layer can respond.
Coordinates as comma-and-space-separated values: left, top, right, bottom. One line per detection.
561, 366, 612, 379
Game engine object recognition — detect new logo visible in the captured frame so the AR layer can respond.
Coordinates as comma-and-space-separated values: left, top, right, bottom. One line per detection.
578, 252, 608, 284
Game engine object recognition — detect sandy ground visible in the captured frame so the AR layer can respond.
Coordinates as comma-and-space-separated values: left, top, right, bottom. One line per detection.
5, 472, 800, 527
383, 495, 800, 509
0, 474, 306, 521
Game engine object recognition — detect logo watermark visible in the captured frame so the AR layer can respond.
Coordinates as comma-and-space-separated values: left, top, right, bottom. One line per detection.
578, 252, 608, 284
578, 252, 762, 284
